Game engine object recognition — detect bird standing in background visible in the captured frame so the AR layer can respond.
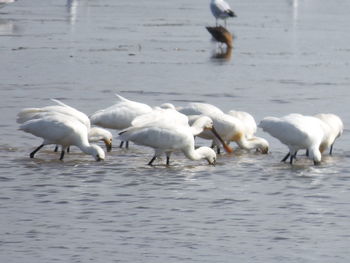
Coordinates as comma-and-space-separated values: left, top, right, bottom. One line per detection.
206, 26, 233, 48
210, 0, 236, 27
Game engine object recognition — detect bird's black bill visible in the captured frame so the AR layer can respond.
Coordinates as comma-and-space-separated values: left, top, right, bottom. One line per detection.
210, 127, 233, 153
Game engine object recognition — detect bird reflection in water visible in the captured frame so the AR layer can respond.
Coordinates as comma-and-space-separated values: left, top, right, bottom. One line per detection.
206, 26, 233, 60
66, 0, 78, 25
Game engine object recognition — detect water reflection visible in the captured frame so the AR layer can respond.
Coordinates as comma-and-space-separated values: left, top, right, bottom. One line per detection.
211, 46, 233, 61
292, 0, 299, 21
67, 0, 78, 25
0, 19, 17, 35
287, 0, 299, 22
206, 25, 233, 61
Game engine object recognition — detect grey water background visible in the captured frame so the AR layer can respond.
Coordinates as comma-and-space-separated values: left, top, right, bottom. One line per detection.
1, 0, 350, 262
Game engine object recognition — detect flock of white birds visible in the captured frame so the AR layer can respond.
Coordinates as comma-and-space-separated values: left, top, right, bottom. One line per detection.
14, 0, 344, 166
17, 94, 343, 166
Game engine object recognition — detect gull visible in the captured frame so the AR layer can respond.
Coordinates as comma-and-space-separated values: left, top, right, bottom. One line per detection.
210, 0, 236, 27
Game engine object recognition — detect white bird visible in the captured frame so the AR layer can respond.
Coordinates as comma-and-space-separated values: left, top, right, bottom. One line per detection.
17, 99, 90, 128
178, 103, 269, 154
16, 99, 113, 152
87, 127, 113, 152
227, 110, 257, 138
270, 113, 343, 161
131, 108, 232, 153
314, 113, 343, 155
118, 108, 227, 165
210, 0, 236, 27
227, 110, 269, 150
258, 114, 328, 165
90, 94, 153, 148
18, 112, 105, 161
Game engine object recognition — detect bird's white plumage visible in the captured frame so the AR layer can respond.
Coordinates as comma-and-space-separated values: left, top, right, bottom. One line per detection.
17, 100, 112, 151
259, 114, 327, 164
178, 102, 224, 117
90, 94, 153, 130
314, 113, 343, 154
17, 99, 91, 129
210, 0, 236, 25
88, 127, 113, 143
227, 110, 257, 138
19, 112, 105, 161
179, 103, 268, 153
131, 108, 189, 129
119, 109, 217, 165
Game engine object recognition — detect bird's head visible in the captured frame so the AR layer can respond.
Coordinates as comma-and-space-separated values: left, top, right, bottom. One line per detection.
90, 144, 105, 161
103, 137, 113, 152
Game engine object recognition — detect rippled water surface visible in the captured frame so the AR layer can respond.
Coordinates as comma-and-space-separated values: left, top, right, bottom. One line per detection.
1, 0, 350, 262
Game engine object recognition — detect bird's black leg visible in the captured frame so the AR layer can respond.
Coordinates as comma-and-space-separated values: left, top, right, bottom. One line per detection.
148, 156, 157, 166
289, 152, 295, 164
30, 144, 45, 158
329, 144, 334, 155
59, 150, 65, 161
281, 152, 290, 162
119, 141, 124, 148
67, 146, 70, 153
125, 141, 129, 149
54, 145, 59, 152
305, 149, 309, 156
166, 154, 170, 166
289, 152, 297, 164
293, 152, 297, 160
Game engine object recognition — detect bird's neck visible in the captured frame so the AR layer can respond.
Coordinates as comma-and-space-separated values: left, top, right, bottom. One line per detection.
308, 146, 322, 163
236, 136, 263, 150
183, 145, 205, 161
190, 126, 204, 137
76, 137, 93, 155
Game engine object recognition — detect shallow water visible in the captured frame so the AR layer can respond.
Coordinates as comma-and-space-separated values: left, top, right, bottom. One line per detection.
1, 0, 350, 262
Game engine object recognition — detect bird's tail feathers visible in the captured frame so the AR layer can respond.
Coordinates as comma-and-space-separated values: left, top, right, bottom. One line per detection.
227, 10, 236, 17
16, 108, 45, 124
50, 98, 68, 107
